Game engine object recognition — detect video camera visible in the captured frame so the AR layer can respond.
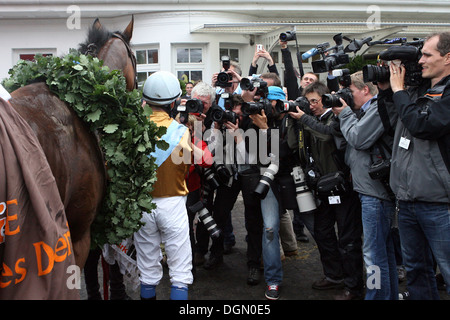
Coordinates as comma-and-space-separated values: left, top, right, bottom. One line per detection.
275, 96, 310, 113
362, 38, 424, 86
216, 55, 233, 88
240, 76, 269, 98
309, 34, 372, 73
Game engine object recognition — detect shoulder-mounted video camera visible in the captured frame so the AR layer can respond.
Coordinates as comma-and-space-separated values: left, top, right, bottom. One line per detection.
362, 38, 424, 87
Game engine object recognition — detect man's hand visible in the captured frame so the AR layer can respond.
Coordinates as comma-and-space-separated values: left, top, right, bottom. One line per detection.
249, 109, 268, 130
389, 63, 406, 93
288, 106, 305, 119
331, 98, 348, 116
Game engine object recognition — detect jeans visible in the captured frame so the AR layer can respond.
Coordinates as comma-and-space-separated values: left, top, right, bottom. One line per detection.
360, 195, 398, 300
398, 201, 450, 299
261, 186, 283, 286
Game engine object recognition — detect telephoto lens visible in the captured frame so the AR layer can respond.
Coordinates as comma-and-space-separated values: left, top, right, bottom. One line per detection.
190, 201, 221, 239
291, 166, 317, 213
254, 163, 279, 199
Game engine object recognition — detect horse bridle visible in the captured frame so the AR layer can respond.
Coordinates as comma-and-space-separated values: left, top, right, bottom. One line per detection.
112, 32, 138, 90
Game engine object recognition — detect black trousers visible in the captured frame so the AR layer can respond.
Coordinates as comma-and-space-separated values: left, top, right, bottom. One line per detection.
313, 190, 364, 293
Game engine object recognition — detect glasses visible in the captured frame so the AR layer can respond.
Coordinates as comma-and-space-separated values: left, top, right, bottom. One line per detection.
308, 98, 321, 105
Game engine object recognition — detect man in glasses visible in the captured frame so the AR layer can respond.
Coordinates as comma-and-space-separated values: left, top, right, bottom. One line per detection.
288, 81, 364, 300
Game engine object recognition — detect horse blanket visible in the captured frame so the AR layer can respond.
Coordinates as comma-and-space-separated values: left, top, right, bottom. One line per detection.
0, 98, 78, 299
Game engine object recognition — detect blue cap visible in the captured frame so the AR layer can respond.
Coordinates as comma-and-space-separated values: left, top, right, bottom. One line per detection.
267, 86, 286, 101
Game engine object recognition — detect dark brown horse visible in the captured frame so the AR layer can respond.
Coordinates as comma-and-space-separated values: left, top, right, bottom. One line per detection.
8, 17, 137, 268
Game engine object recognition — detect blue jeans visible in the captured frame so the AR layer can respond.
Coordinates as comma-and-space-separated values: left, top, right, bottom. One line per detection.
398, 201, 450, 299
261, 186, 283, 286
360, 195, 398, 300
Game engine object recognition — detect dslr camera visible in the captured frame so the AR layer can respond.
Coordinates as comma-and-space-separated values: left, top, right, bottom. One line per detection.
240, 76, 269, 98
322, 87, 353, 108
362, 38, 424, 86
211, 106, 238, 125
275, 96, 310, 113
279, 30, 296, 42
241, 99, 272, 116
175, 98, 204, 124
215, 55, 233, 88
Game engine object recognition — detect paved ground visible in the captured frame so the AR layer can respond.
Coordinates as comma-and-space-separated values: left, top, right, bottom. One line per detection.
79, 193, 449, 301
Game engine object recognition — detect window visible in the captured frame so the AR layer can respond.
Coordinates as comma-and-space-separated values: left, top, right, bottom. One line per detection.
19, 53, 53, 61
173, 45, 205, 84
13, 48, 57, 65
220, 48, 239, 62
135, 46, 160, 88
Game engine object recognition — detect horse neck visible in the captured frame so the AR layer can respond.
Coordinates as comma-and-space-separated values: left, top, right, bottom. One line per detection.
98, 38, 135, 91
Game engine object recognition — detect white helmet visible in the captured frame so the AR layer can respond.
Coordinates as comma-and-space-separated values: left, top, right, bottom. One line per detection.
142, 71, 182, 106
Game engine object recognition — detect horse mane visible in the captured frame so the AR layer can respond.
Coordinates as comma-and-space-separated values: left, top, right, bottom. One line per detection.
78, 24, 130, 56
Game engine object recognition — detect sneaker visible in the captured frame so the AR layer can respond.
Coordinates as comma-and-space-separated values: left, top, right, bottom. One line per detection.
265, 285, 280, 300
398, 291, 410, 300
247, 267, 260, 286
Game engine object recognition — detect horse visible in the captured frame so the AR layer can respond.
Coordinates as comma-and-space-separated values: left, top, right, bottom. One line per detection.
8, 17, 137, 269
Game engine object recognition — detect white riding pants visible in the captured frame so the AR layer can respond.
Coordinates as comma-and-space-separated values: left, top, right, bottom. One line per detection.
134, 196, 193, 287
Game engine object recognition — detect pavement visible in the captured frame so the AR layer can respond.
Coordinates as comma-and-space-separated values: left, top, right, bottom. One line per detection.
79, 193, 449, 302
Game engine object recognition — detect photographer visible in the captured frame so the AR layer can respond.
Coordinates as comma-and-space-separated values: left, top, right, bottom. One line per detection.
378, 31, 450, 299
223, 94, 265, 286
288, 81, 364, 300
212, 58, 243, 110
332, 71, 399, 300
248, 86, 302, 300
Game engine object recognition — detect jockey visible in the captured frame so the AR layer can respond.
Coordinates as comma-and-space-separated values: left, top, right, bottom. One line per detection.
134, 71, 193, 300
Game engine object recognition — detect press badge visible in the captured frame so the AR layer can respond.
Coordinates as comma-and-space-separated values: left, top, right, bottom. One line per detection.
399, 137, 410, 150
328, 196, 341, 205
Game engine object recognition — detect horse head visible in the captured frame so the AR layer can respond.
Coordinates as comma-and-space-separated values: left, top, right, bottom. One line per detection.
79, 17, 137, 91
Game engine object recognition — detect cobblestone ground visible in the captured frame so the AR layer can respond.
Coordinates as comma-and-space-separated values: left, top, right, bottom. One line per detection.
79, 194, 449, 301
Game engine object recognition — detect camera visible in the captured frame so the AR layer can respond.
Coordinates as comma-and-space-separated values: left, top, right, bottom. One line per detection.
213, 162, 232, 186
279, 30, 296, 42
362, 38, 424, 86
311, 34, 372, 73
275, 96, 310, 113
216, 55, 233, 88
240, 76, 268, 98
189, 200, 221, 239
211, 107, 238, 125
254, 161, 279, 199
291, 166, 317, 213
241, 99, 272, 116
322, 87, 353, 108
185, 98, 204, 114
368, 159, 391, 181
312, 33, 350, 73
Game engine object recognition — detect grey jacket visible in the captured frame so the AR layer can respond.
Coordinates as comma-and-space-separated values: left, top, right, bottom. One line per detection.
338, 98, 397, 201
389, 76, 450, 203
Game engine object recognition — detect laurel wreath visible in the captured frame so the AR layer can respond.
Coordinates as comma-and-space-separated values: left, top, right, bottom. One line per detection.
2, 50, 167, 247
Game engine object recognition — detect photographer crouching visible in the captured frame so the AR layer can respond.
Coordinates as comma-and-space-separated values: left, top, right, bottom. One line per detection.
377, 31, 450, 299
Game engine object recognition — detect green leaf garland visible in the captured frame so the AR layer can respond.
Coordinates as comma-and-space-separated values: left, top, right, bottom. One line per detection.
2, 50, 167, 247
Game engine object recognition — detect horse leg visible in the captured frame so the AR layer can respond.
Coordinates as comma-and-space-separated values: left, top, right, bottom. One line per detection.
72, 229, 92, 269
